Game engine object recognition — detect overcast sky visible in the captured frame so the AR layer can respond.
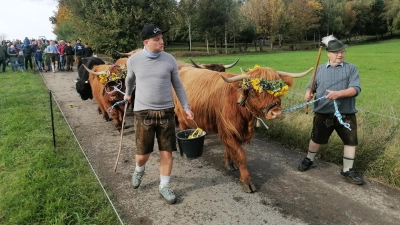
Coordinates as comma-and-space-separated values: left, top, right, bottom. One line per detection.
0, 0, 58, 41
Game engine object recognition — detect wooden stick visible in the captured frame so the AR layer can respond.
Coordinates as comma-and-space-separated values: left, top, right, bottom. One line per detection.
305, 46, 323, 114
114, 102, 129, 172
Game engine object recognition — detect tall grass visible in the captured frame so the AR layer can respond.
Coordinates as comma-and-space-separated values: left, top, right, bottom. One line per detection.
0, 72, 120, 224
177, 39, 400, 186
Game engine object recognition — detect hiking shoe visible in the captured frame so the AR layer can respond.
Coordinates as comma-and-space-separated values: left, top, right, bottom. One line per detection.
159, 185, 176, 204
298, 157, 313, 171
132, 168, 145, 189
340, 168, 364, 185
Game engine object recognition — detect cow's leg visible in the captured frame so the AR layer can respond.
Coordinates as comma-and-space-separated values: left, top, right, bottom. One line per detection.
109, 108, 122, 132
222, 139, 256, 193
223, 150, 238, 171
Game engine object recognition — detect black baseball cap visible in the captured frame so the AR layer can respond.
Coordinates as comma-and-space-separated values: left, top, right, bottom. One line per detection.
141, 24, 167, 40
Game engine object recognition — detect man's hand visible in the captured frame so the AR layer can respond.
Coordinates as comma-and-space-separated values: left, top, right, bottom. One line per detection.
185, 110, 194, 120
304, 90, 313, 102
325, 89, 340, 100
124, 95, 131, 103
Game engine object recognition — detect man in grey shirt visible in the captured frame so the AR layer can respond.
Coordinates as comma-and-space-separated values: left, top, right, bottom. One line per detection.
297, 37, 364, 185
124, 24, 194, 204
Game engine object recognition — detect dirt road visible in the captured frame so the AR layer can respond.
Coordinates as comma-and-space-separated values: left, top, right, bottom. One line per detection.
40, 70, 400, 225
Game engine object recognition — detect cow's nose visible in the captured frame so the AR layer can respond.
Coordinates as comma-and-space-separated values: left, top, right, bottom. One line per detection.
271, 110, 282, 119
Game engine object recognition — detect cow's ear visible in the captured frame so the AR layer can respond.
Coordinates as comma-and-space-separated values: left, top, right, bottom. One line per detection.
278, 75, 294, 87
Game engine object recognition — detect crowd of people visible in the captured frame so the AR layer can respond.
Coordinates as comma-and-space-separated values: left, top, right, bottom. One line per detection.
0, 37, 94, 73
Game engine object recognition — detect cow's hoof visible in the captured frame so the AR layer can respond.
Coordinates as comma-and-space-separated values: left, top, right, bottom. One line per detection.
224, 161, 238, 171
241, 181, 256, 193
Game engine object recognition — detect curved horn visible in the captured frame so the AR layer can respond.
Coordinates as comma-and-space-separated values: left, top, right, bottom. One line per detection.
113, 50, 131, 57
277, 67, 314, 78
223, 58, 240, 69
82, 64, 107, 76
220, 74, 249, 83
189, 58, 206, 69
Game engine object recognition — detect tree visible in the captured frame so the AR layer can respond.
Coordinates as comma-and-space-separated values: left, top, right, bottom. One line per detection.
287, 0, 322, 47
381, 0, 400, 35
176, 0, 199, 51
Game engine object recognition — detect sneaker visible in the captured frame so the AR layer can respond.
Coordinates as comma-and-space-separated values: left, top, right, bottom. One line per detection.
340, 168, 364, 185
159, 185, 176, 204
132, 168, 145, 189
298, 157, 313, 171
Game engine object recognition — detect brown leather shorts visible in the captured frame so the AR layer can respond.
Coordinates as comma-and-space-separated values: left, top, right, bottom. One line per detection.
311, 113, 358, 146
133, 108, 177, 155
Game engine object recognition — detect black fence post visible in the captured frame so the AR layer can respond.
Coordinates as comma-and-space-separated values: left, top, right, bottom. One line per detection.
49, 90, 56, 148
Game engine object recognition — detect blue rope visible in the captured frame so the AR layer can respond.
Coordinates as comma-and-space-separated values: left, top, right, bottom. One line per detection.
333, 100, 351, 130
283, 96, 351, 130
283, 96, 326, 113
107, 100, 127, 113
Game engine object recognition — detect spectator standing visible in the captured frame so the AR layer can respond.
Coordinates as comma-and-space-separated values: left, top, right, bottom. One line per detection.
17, 51, 25, 72
23, 44, 33, 70
83, 43, 94, 58
64, 41, 74, 72
23, 37, 30, 47
0, 42, 7, 72
42, 50, 51, 72
73, 39, 84, 71
7, 45, 18, 72
34, 48, 43, 72
58, 40, 66, 71
46, 40, 59, 73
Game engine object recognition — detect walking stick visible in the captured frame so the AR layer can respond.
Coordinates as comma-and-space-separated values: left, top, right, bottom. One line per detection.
114, 102, 129, 172
305, 45, 322, 114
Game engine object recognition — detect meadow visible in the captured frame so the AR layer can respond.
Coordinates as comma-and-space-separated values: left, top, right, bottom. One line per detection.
0, 73, 120, 224
0, 39, 399, 223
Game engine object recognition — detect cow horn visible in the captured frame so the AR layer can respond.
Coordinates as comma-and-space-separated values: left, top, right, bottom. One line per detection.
113, 50, 131, 57
223, 58, 240, 69
82, 64, 107, 76
189, 58, 206, 69
220, 74, 250, 83
277, 67, 314, 78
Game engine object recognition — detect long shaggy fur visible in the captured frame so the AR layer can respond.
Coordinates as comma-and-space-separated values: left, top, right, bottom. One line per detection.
76, 57, 106, 100
174, 67, 296, 192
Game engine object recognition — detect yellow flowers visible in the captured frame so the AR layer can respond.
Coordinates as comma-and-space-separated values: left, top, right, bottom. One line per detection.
239, 64, 289, 97
98, 65, 127, 84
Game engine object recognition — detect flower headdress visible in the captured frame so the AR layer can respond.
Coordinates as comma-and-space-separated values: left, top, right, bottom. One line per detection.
99, 64, 127, 84
239, 65, 289, 97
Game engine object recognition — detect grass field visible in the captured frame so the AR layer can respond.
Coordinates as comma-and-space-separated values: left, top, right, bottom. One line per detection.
0, 39, 399, 223
0, 72, 120, 224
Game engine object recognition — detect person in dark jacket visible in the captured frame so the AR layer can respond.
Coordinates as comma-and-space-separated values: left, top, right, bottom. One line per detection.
34, 48, 43, 72
65, 41, 74, 72
83, 43, 94, 58
23, 44, 33, 70
0, 43, 7, 72
73, 39, 84, 71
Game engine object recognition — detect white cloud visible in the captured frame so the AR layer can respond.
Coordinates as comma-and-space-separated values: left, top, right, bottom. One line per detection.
0, 0, 58, 41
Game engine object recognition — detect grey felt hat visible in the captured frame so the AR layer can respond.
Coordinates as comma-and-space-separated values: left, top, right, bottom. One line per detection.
326, 39, 347, 52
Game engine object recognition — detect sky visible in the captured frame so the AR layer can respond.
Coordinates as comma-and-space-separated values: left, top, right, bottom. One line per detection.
0, 0, 58, 41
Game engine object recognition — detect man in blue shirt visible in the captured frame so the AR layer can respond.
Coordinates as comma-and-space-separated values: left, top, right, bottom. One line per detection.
74, 39, 84, 71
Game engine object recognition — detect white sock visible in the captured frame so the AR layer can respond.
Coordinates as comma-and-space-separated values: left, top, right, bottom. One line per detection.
160, 175, 170, 188
307, 150, 318, 161
135, 164, 145, 172
343, 157, 354, 172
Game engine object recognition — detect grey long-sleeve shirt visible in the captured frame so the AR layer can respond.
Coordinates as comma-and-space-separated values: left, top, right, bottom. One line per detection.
125, 50, 190, 112
306, 61, 361, 114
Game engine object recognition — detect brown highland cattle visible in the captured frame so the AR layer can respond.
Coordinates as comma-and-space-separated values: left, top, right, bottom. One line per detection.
82, 64, 127, 132
174, 66, 313, 192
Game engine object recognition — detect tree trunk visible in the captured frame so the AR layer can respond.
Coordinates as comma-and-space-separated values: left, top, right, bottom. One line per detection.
188, 22, 192, 52
224, 28, 228, 54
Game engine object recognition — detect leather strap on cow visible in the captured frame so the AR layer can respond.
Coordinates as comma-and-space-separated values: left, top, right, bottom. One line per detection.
262, 102, 280, 114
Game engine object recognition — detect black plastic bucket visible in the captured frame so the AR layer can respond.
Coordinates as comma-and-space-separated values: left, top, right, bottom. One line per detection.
176, 129, 206, 159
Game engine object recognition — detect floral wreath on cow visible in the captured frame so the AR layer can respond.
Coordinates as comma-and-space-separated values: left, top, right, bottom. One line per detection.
98, 64, 127, 84
239, 65, 289, 97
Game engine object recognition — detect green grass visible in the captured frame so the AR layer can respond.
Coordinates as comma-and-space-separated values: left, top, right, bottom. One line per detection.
0, 71, 120, 224
177, 39, 400, 186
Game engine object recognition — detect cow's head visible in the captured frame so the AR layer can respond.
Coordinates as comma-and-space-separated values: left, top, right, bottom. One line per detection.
75, 57, 105, 100
189, 58, 240, 72
82, 64, 127, 102
112, 49, 141, 62
220, 67, 313, 120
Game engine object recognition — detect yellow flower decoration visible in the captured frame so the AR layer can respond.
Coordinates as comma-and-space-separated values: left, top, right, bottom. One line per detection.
97, 65, 127, 84
239, 65, 290, 97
